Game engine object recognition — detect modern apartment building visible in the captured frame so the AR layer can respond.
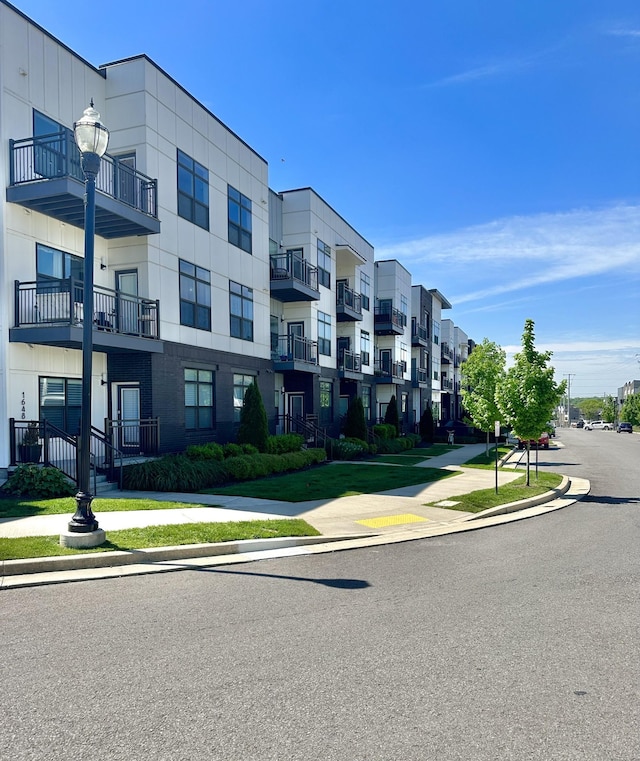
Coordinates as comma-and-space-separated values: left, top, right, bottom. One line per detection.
0, 1, 475, 480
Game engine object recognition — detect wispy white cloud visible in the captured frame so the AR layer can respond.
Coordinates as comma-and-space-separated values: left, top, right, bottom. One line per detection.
605, 27, 640, 39
376, 203, 640, 305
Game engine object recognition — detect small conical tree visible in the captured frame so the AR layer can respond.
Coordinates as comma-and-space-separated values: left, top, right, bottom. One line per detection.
384, 394, 400, 437
344, 396, 367, 441
419, 405, 434, 443
237, 380, 269, 452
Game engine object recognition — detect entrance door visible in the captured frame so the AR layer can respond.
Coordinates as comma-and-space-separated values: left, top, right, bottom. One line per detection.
287, 393, 304, 422
116, 270, 139, 334
117, 384, 140, 453
379, 348, 392, 375
287, 321, 305, 360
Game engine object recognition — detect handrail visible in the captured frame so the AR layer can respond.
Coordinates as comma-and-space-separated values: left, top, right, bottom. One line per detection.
270, 252, 318, 290
9, 131, 158, 218
91, 425, 124, 490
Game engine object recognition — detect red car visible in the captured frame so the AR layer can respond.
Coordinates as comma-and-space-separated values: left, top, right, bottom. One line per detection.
517, 432, 550, 450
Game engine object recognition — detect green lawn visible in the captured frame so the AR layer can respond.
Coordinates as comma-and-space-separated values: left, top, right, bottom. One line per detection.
425, 471, 563, 513
462, 446, 513, 469
0, 496, 217, 520
0, 519, 319, 561
203, 462, 459, 502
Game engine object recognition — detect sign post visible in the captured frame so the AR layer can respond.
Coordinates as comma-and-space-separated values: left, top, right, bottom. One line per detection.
494, 421, 501, 494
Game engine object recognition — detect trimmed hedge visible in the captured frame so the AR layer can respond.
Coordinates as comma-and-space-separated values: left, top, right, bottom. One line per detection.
266, 433, 305, 455
1, 465, 75, 498
330, 438, 369, 460
373, 423, 397, 440
122, 448, 327, 492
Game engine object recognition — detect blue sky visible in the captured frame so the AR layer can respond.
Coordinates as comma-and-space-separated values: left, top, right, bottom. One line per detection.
12, 0, 640, 397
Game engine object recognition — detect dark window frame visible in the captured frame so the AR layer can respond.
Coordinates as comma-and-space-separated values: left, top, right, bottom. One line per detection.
179, 259, 211, 331
184, 368, 215, 431
229, 280, 254, 341
317, 240, 331, 289
318, 310, 331, 356
228, 185, 252, 254
177, 149, 209, 230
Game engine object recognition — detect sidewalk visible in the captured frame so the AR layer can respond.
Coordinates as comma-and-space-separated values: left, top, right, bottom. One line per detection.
0, 443, 590, 587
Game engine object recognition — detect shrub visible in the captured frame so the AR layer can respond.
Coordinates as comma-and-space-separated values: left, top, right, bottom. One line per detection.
223, 443, 243, 459
419, 406, 435, 443
185, 442, 224, 461
237, 380, 269, 452
330, 439, 368, 460
343, 396, 367, 441
384, 395, 400, 436
373, 423, 396, 440
241, 443, 259, 456
266, 434, 304, 455
2, 465, 75, 498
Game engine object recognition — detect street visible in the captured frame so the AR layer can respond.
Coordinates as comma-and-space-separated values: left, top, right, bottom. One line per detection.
2, 429, 639, 760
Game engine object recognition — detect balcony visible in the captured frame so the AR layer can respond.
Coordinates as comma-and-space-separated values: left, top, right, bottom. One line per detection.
7, 131, 160, 238
270, 252, 320, 302
374, 358, 405, 383
442, 377, 454, 391
338, 349, 363, 380
441, 342, 454, 363
411, 319, 429, 347
10, 279, 164, 354
412, 367, 429, 388
374, 304, 405, 335
336, 282, 362, 322
273, 335, 320, 374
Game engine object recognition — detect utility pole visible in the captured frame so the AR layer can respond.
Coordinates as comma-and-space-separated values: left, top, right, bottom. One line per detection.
564, 374, 576, 427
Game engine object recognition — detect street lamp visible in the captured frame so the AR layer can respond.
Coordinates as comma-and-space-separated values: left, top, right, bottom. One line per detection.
66, 102, 109, 540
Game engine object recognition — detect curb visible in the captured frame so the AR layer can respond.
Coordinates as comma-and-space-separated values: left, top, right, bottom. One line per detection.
0, 476, 590, 590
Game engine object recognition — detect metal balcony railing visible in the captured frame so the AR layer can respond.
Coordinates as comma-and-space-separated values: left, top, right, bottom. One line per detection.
411, 320, 428, 343
338, 349, 362, 373
9, 131, 158, 218
274, 334, 318, 365
270, 252, 318, 290
374, 304, 405, 329
336, 282, 362, 315
14, 278, 160, 339
374, 359, 405, 379
412, 367, 429, 384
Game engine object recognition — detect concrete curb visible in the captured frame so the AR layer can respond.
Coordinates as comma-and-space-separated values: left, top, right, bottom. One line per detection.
0, 475, 590, 589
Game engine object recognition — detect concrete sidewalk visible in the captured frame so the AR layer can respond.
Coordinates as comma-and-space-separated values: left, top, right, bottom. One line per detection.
0, 443, 589, 588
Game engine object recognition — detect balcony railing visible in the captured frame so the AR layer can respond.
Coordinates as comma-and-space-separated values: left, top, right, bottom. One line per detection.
14, 279, 160, 339
374, 358, 405, 379
338, 349, 362, 374
374, 304, 405, 334
274, 334, 318, 366
441, 342, 454, 362
8, 131, 159, 237
269, 252, 319, 302
336, 282, 362, 321
412, 367, 429, 385
411, 319, 428, 345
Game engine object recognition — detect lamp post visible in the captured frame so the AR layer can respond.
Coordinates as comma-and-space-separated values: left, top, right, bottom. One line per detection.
67, 102, 109, 537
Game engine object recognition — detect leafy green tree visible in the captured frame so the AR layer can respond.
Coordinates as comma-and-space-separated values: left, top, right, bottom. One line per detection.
419, 405, 435, 443
601, 394, 616, 423
496, 319, 566, 485
343, 396, 367, 441
237, 380, 269, 452
384, 395, 400, 436
579, 398, 602, 420
460, 338, 506, 454
620, 394, 640, 426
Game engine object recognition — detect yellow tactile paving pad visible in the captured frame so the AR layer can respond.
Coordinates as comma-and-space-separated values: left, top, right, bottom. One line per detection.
357, 513, 429, 528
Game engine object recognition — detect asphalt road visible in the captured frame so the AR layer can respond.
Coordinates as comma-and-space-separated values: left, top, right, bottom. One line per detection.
2, 429, 639, 760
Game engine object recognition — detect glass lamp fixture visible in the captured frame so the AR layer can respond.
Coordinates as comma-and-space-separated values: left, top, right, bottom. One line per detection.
74, 101, 109, 157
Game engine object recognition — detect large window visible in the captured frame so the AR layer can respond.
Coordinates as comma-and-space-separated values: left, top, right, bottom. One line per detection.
360, 272, 371, 311
400, 294, 408, 327
433, 319, 440, 345
36, 244, 83, 284
317, 240, 331, 288
360, 330, 370, 366
177, 149, 209, 230
228, 185, 252, 253
319, 380, 333, 425
318, 311, 331, 356
233, 374, 255, 423
229, 281, 253, 341
185, 369, 214, 430
180, 260, 211, 330
433, 356, 440, 381
39, 377, 82, 435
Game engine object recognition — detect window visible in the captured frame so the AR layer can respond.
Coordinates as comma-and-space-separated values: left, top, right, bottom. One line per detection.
360, 272, 371, 311
400, 294, 408, 326
401, 393, 408, 414
317, 240, 331, 288
180, 259, 211, 330
229, 281, 253, 341
318, 311, 331, 356
39, 377, 81, 435
270, 315, 280, 356
185, 369, 214, 430
433, 319, 440, 345
36, 244, 83, 284
33, 111, 70, 178
177, 150, 209, 229
228, 185, 252, 253
233, 374, 255, 423
400, 342, 408, 373
319, 380, 333, 425
362, 385, 372, 421
433, 356, 440, 381
360, 330, 370, 366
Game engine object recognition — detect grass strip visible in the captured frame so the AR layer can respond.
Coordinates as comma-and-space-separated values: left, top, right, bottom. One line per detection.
462, 446, 513, 469
0, 519, 319, 561
0, 497, 217, 520
203, 463, 458, 502
425, 472, 563, 513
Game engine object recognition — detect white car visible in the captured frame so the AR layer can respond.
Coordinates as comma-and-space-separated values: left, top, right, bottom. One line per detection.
584, 420, 612, 430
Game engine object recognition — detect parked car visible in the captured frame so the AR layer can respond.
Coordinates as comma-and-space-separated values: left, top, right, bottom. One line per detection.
617, 422, 633, 434
584, 421, 612, 430
575, 419, 584, 428
517, 432, 550, 449
546, 421, 556, 437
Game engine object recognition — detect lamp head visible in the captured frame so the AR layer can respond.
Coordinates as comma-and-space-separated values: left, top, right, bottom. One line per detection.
74, 101, 109, 157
